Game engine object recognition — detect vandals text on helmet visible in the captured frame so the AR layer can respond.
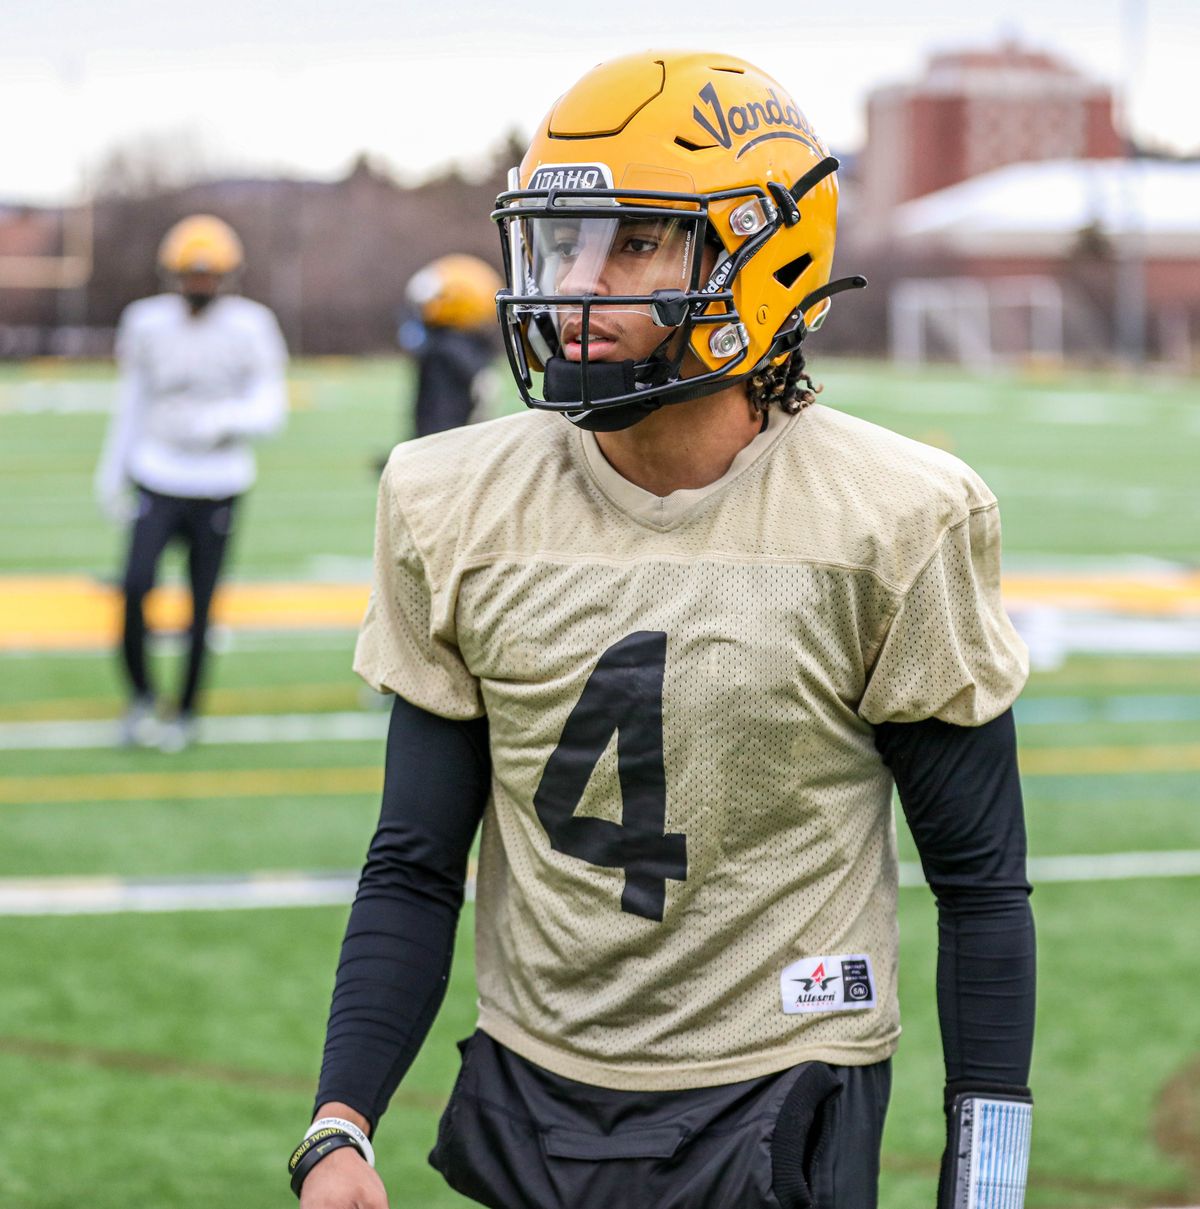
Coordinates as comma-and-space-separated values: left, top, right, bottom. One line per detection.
692, 83, 822, 158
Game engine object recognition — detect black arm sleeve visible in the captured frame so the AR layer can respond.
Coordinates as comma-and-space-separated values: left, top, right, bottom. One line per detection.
873, 708, 1035, 1087
314, 694, 490, 1129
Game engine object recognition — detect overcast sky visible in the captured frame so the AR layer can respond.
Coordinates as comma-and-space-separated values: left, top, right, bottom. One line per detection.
1, 0, 1194, 203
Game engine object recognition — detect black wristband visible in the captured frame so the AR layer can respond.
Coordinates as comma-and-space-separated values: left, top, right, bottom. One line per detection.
289, 1125, 358, 1172
943, 1078, 1032, 1114
288, 1131, 361, 1198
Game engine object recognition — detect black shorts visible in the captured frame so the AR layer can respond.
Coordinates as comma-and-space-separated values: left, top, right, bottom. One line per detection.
429, 1031, 891, 1209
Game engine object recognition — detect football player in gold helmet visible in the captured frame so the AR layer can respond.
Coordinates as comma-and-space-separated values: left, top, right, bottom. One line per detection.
296, 53, 1034, 1209
157, 213, 245, 314
491, 54, 860, 435
399, 254, 502, 439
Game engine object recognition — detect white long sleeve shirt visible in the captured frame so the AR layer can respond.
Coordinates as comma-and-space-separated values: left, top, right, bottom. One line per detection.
97, 293, 288, 501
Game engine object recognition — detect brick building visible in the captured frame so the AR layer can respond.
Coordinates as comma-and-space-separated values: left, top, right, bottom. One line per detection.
836, 40, 1200, 366
860, 41, 1123, 229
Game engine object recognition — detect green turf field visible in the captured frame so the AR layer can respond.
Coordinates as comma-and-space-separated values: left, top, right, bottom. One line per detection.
1, 357, 1198, 1208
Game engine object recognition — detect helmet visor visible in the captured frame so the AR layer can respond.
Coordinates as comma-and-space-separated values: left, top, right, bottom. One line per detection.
513, 213, 698, 304
506, 212, 701, 368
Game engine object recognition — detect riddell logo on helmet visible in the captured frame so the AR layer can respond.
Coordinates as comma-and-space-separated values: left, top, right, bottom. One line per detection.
692, 82, 823, 160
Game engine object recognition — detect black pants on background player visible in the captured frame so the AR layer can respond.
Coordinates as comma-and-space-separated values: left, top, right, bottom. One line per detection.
120, 485, 239, 743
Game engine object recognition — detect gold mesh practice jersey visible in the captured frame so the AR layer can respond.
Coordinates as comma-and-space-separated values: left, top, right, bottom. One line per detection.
354, 403, 1028, 1092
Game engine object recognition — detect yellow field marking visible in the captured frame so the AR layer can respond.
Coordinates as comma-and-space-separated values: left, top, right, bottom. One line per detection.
0, 577, 370, 652
1004, 573, 1200, 617
1019, 743, 1200, 776
1, 743, 1198, 805
3, 570, 1198, 653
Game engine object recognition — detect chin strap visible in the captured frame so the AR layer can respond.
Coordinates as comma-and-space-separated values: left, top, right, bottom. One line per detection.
767, 155, 842, 227
766, 274, 869, 361
543, 356, 638, 405
541, 318, 697, 431
800, 274, 869, 316
543, 357, 662, 431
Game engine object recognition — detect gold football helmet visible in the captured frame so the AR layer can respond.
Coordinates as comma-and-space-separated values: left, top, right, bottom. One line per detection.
492, 51, 863, 428
406, 254, 503, 330
158, 214, 244, 276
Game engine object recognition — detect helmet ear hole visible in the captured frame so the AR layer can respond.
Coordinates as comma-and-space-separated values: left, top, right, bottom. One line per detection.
773, 254, 813, 290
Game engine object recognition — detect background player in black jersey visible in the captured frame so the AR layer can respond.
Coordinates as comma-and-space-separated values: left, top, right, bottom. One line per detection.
398, 254, 502, 439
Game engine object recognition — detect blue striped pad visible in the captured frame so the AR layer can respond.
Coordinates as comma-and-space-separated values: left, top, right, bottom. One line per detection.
967, 1098, 1033, 1209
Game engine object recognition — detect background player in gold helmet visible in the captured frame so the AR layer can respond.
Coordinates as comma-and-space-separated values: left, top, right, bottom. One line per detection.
293, 52, 1035, 1209
397, 254, 502, 440
95, 214, 288, 752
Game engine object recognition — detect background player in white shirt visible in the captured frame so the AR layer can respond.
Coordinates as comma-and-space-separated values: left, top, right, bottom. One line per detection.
293, 52, 1035, 1209
95, 215, 288, 751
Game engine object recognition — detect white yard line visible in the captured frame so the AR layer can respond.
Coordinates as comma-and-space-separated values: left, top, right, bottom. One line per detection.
2, 852, 1198, 916
0, 872, 362, 915
4, 695, 1200, 752
900, 850, 1200, 888
0, 711, 388, 750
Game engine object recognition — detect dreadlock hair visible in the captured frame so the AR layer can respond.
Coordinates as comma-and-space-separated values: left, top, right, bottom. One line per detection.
747, 347, 821, 416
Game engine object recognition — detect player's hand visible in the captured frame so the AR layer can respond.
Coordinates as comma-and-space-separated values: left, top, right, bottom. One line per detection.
94, 479, 133, 524
298, 1145, 389, 1209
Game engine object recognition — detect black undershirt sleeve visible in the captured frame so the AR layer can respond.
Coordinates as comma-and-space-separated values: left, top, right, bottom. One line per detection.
314, 694, 490, 1130
873, 708, 1036, 1087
